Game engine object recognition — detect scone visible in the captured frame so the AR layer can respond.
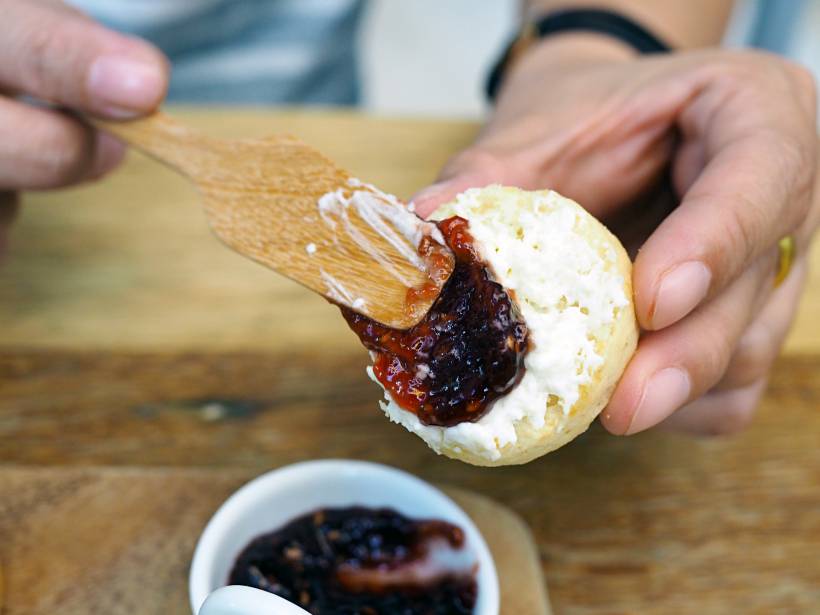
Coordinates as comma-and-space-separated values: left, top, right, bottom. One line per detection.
342, 185, 638, 466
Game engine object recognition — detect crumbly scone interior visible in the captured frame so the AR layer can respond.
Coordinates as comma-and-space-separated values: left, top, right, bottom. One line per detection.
373, 186, 637, 466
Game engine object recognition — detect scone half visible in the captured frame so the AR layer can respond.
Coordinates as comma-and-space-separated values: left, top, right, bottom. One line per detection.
374, 185, 638, 466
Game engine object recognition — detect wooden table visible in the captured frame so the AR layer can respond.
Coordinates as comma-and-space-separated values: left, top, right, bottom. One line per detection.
1, 109, 819, 614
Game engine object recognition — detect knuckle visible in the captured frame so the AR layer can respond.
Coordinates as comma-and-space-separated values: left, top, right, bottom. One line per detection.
742, 132, 815, 235
35, 122, 93, 187
698, 324, 735, 385
727, 329, 776, 387
711, 56, 756, 100
717, 194, 759, 271
784, 60, 817, 101
728, 49, 789, 73
716, 50, 777, 83
715, 51, 813, 110
710, 396, 757, 435
15, 6, 84, 101
716, 49, 755, 71
18, 21, 62, 95
779, 147, 813, 221
778, 138, 816, 229
443, 148, 507, 183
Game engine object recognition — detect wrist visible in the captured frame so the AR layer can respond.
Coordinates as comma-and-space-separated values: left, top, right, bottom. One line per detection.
510, 31, 636, 77
488, 6, 675, 102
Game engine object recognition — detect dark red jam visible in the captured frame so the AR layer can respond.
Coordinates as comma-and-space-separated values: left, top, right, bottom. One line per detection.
342, 216, 528, 427
228, 507, 478, 615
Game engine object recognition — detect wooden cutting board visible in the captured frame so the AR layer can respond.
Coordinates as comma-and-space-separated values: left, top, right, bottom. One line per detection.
2, 110, 820, 613
0, 467, 550, 615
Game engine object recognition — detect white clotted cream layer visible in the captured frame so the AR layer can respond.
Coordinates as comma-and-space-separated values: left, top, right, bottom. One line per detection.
370, 186, 628, 462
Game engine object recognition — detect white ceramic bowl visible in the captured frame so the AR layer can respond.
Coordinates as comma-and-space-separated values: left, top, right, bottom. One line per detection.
190, 459, 499, 615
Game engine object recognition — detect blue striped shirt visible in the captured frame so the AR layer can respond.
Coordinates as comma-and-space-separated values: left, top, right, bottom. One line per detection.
68, 0, 364, 105
67, 1, 812, 110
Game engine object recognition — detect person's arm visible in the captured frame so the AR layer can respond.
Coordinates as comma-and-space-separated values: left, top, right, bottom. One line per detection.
414, 2, 819, 437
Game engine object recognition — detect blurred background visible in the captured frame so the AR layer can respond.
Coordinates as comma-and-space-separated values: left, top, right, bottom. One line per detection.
362, 0, 820, 117
70, 0, 820, 119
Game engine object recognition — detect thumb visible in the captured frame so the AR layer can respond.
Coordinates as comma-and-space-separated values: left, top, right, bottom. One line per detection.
410, 149, 511, 218
2, 0, 169, 118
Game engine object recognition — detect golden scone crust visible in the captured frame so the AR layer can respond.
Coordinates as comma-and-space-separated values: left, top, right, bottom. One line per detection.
429, 187, 638, 466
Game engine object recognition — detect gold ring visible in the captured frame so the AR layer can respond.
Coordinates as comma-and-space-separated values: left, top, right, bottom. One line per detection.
774, 235, 796, 287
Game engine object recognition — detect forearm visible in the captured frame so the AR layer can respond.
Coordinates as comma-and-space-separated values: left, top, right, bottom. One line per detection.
523, 0, 735, 48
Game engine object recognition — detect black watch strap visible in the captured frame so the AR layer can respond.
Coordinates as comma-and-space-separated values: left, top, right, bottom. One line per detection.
486, 8, 672, 101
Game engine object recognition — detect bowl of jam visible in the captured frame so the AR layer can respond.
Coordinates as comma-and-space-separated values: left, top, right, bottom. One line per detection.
189, 460, 499, 615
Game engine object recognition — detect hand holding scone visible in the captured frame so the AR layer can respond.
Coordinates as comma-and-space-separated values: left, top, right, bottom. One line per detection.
414, 38, 819, 437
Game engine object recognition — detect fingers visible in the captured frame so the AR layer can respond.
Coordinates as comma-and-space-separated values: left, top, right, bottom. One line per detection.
658, 379, 767, 436
0, 0, 165, 191
716, 257, 807, 390
0, 96, 125, 189
657, 257, 807, 435
601, 250, 774, 436
410, 152, 515, 218
637, 137, 813, 330
633, 54, 817, 331
1, 0, 168, 117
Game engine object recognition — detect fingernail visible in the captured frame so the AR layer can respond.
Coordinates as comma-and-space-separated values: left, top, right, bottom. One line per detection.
410, 181, 451, 204
87, 55, 165, 118
409, 181, 453, 217
626, 367, 691, 434
651, 261, 711, 329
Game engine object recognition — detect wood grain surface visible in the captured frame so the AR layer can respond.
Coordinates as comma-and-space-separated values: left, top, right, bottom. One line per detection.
0, 468, 548, 615
1, 350, 819, 613
2, 110, 820, 614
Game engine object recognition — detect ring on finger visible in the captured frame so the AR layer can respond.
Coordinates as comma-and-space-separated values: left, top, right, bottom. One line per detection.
774, 235, 796, 287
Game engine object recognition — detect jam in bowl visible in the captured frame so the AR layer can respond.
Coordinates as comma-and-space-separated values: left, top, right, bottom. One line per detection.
189, 460, 499, 615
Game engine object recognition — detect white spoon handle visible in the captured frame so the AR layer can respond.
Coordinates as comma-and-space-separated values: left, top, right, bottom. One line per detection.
198, 586, 310, 615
